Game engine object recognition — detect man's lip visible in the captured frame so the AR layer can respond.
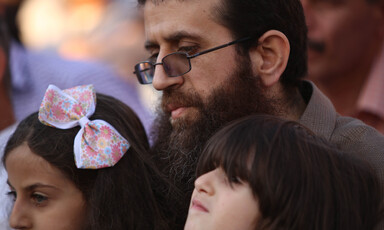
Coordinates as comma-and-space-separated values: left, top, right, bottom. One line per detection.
166, 104, 190, 119
171, 107, 187, 119
191, 199, 209, 213
167, 104, 182, 112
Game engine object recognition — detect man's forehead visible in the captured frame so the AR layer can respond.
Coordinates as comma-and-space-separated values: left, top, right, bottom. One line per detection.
141, 0, 200, 6
144, 31, 203, 48
142, 0, 228, 45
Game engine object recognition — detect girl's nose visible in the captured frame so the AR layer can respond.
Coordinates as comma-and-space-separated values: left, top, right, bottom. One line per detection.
194, 170, 216, 196
9, 199, 32, 229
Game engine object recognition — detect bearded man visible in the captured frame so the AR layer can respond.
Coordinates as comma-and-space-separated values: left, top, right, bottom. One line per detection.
133, 0, 384, 229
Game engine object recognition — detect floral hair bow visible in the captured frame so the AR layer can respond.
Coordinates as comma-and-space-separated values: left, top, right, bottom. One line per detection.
38, 84, 130, 169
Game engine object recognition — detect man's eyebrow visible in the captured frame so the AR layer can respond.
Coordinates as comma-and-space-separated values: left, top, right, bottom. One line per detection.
145, 31, 202, 50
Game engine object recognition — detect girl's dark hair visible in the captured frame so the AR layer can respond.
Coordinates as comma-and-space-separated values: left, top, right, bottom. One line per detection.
3, 93, 177, 230
197, 114, 381, 230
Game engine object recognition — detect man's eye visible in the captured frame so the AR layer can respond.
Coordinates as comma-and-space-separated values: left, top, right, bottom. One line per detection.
31, 193, 48, 206
148, 54, 158, 63
178, 46, 198, 54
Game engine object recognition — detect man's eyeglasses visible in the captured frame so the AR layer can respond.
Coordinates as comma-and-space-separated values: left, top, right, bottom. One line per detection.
134, 36, 252, 84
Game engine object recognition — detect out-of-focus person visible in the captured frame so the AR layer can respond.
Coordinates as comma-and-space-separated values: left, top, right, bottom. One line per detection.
0, 0, 153, 132
301, 0, 384, 133
19, 0, 160, 112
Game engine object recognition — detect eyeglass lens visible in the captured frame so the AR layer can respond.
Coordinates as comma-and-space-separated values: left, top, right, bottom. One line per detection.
162, 52, 191, 77
135, 52, 191, 84
135, 62, 154, 84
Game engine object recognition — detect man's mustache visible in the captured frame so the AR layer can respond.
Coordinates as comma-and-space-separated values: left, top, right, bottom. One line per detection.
161, 89, 202, 113
308, 40, 325, 53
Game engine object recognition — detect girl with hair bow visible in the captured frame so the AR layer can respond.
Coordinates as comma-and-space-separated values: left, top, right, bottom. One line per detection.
2, 84, 179, 230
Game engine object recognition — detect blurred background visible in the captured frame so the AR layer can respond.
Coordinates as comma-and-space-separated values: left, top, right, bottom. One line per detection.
4, 0, 159, 112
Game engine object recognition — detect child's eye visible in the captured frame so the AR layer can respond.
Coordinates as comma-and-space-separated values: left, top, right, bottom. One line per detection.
6, 191, 16, 201
31, 193, 48, 206
229, 176, 242, 184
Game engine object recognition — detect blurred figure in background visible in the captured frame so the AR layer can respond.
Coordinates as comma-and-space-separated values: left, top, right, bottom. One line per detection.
301, 0, 384, 133
18, 0, 159, 112
0, 0, 153, 132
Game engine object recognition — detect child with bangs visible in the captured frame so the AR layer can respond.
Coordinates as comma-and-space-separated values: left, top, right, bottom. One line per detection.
185, 114, 381, 230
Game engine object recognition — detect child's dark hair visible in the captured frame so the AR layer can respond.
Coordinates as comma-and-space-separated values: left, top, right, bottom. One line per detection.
3, 93, 176, 230
197, 114, 381, 230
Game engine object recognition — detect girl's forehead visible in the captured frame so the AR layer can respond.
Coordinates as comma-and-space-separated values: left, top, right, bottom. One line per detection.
5, 144, 71, 190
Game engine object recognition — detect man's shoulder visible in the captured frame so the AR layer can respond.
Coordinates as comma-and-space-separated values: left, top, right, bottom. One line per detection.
331, 115, 384, 148
299, 80, 384, 152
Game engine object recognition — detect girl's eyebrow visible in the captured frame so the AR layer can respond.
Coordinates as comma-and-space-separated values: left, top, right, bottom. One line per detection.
7, 180, 59, 191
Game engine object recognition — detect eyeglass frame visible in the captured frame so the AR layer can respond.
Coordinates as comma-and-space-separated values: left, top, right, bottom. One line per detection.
134, 36, 253, 84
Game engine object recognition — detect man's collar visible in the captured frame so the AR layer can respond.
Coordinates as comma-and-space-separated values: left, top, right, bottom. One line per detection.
299, 80, 338, 140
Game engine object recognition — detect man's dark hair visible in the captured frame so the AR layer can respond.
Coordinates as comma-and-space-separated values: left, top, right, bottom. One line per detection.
137, 0, 308, 87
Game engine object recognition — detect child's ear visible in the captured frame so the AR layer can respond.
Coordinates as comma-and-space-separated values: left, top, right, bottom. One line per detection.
248, 30, 290, 87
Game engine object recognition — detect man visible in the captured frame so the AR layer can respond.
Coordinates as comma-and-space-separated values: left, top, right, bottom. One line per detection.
134, 0, 384, 228
301, 0, 384, 133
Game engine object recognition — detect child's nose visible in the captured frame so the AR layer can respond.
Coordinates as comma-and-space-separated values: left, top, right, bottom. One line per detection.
9, 199, 32, 229
194, 171, 215, 195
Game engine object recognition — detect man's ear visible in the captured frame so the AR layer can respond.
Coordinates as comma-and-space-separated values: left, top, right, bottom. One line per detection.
249, 30, 290, 87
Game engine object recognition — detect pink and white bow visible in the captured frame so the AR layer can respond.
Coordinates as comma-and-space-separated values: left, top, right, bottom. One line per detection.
38, 84, 130, 169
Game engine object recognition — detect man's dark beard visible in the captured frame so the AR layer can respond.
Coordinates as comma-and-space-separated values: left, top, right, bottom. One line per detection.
150, 55, 277, 195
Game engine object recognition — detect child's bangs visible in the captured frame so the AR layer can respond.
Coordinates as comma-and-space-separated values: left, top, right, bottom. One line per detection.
196, 124, 255, 183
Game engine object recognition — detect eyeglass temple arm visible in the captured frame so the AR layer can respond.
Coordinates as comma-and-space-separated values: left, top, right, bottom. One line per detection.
188, 36, 252, 58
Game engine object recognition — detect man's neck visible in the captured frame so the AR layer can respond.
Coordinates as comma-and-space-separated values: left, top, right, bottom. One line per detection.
268, 83, 307, 121
0, 84, 15, 131
284, 87, 306, 121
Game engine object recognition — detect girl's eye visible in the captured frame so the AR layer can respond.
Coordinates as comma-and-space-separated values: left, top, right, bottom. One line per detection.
6, 191, 16, 201
229, 176, 241, 183
31, 193, 48, 206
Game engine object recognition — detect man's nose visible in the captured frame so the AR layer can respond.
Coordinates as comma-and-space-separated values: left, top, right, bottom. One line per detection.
152, 57, 184, 91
